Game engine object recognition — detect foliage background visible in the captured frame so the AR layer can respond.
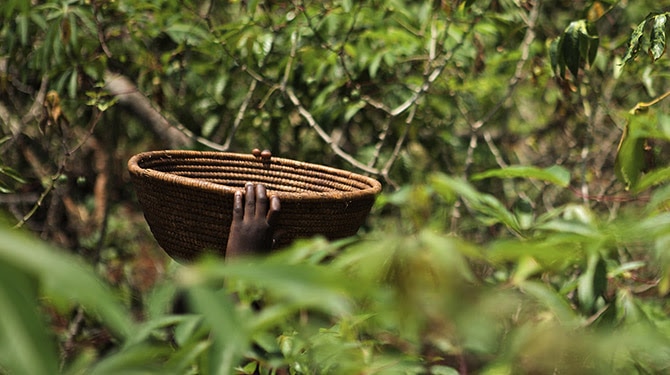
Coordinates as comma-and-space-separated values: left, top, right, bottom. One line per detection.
1, 0, 670, 374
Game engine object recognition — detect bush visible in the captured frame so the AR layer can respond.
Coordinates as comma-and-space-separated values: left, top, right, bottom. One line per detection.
2, 0, 670, 374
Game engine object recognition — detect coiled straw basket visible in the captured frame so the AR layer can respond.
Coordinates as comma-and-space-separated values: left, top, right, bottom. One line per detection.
128, 150, 382, 262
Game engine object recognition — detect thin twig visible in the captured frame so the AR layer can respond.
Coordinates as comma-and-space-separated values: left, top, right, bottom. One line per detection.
629, 89, 670, 114
67, 108, 103, 155
223, 28, 278, 150
463, 1, 540, 177
381, 106, 417, 188
92, 2, 112, 58
59, 306, 85, 371
284, 87, 379, 175
368, 116, 392, 169
14, 164, 64, 229
483, 131, 508, 168
222, 79, 258, 150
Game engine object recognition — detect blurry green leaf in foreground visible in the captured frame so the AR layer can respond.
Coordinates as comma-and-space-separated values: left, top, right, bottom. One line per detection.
0, 262, 58, 375
471, 165, 571, 188
615, 109, 670, 192
0, 219, 134, 339
430, 173, 520, 232
179, 254, 356, 316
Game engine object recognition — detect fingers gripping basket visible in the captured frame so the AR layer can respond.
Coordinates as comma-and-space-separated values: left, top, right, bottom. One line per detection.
128, 150, 382, 261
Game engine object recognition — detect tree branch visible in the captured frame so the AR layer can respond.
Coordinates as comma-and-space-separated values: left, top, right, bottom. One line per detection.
284, 87, 380, 175
103, 71, 195, 149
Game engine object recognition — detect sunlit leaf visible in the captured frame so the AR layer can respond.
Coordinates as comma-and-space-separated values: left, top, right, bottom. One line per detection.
164, 23, 212, 46
634, 166, 670, 193
0, 165, 27, 184
622, 18, 647, 65
549, 37, 561, 77
181, 257, 355, 316
488, 235, 585, 271
189, 286, 248, 375
650, 14, 667, 61
247, 0, 260, 13
585, 22, 599, 66
471, 165, 571, 188
0, 263, 59, 375
512, 197, 535, 230
615, 122, 646, 191
431, 173, 520, 232
0, 221, 134, 339
520, 281, 583, 326
87, 343, 171, 374
577, 253, 607, 314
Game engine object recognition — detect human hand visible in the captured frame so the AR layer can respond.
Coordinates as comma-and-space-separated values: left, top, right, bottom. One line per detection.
225, 183, 280, 258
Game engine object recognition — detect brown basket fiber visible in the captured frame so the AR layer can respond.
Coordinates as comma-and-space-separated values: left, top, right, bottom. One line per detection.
128, 150, 382, 261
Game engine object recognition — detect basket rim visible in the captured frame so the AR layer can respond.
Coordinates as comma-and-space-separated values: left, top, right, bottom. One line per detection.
128, 150, 382, 200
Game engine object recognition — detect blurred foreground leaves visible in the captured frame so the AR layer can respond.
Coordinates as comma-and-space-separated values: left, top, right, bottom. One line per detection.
2, 173, 670, 374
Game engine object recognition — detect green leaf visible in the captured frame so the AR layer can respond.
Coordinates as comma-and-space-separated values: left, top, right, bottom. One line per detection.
520, 281, 583, 326
577, 253, 607, 314
488, 234, 585, 271
549, 37, 561, 77
634, 166, 670, 193
622, 18, 647, 65
189, 286, 248, 375
0, 221, 134, 339
471, 165, 571, 188
247, 0, 259, 14
556, 19, 599, 79
561, 21, 584, 78
512, 197, 534, 230
181, 255, 355, 316
650, 14, 667, 62
344, 101, 365, 122
88, 343, 171, 374
68, 68, 78, 99
615, 123, 646, 191
431, 173, 520, 232
164, 23, 211, 46
585, 22, 599, 66
0, 165, 27, 184
0, 262, 59, 375
17, 13, 29, 46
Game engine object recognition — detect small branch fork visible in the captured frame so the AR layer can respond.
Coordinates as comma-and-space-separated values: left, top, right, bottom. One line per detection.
104, 3, 538, 187
463, 0, 541, 177
277, 5, 460, 185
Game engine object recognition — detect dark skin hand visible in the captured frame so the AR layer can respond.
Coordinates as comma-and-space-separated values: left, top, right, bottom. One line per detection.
225, 183, 280, 257
174, 151, 279, 314
174, 183, 279, 313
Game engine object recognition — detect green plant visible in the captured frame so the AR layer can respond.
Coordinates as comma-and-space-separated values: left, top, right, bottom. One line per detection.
3, 0, 670, 374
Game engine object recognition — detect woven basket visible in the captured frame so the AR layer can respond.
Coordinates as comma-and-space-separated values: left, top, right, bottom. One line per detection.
128, 150, 382, 261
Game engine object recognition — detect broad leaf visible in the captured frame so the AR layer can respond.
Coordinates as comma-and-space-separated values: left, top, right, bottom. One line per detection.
634, 166, 670, 193
650, 14, 667, 62
471, 165, 571, 188
0, 221, 134, 339
431, 173, 520, 233
0, 263, 59, 375
554, 20, 599, 79
622, 18, 647, 65
614, 123, 646, 190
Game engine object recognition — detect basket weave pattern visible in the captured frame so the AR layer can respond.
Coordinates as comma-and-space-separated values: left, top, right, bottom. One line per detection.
128, 150, 382, 261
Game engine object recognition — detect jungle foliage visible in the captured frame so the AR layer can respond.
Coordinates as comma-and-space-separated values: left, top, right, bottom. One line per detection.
2, 0, 670, 374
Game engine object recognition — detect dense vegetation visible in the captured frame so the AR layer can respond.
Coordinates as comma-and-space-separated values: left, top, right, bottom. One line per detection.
2, 0, 670, 373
